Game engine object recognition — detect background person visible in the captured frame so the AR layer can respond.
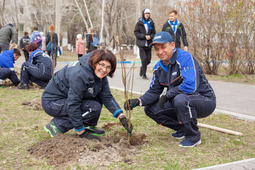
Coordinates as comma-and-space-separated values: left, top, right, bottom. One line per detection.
42, 50, 133, 141
19, 32, 30, 62
46, 25, 58, 67
18, 42, 53, 89
162, 9, 188, 51
0, 23, 18, 53
0, 48, 21, 86
85, 27, 97, 53
30, 26, 42, 48
40, 32, 46, 52
124, 32, 216, 147
134, 8, 156, 80
76, 34, 85, 58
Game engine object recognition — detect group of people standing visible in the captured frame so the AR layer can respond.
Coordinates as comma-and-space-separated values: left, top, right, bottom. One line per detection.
135, 9, 188, 79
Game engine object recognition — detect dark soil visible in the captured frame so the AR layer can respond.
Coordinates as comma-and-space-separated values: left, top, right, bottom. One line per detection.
22, 98, 42, 110
28, 130, 147, 168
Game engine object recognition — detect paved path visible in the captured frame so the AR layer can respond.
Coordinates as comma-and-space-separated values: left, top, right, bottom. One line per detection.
14, 56, 255, 169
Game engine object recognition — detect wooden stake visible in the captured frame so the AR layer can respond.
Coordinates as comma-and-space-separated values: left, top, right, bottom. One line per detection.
198, 123, 243, 136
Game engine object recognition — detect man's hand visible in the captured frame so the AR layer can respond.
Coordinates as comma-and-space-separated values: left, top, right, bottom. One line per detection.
119, 115, 133, 137
158, 92, 169, 109
145, 35, 151, 40
124, 98, 140, 110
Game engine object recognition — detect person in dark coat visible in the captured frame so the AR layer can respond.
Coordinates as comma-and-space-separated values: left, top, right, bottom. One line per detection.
134, 8, 156, 80
46, 25, 58, 67
0, 23, 18, 53
0, 48, 21, 87
85, 27, 97, 53
18, 42, 53, 89
162, 9, 188, 51
124, 32, 216, 147
42, 49, 133, 141
19, 32, 30, 62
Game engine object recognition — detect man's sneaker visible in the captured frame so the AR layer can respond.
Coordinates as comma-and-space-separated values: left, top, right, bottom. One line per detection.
172, 131, 185, 139
179, 138, 201, 147
79, 130, 101, 142
84, 126, 105, 136
44, 121, 62, 137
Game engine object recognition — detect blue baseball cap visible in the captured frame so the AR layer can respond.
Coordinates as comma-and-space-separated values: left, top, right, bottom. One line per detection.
150, 31, 173, 47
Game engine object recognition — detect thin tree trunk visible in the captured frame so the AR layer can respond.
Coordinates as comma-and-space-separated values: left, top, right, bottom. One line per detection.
83, 0, 93, 28
74, 0, 89, 31
100, 0, 105, 43
14, 0, 19, 31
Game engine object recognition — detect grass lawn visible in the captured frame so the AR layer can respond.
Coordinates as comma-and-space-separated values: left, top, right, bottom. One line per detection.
0, 86, 254, 169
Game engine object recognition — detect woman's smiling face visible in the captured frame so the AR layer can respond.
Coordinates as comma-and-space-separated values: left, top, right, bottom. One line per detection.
94, 60, 112, 78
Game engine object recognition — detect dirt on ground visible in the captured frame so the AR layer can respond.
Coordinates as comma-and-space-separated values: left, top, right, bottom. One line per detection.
22, 98, 43, 110
28, 123, 147, 168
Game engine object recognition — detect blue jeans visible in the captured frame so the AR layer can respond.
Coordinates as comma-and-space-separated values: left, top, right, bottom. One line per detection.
42, 99, 102, 133
144, 93, 216, 142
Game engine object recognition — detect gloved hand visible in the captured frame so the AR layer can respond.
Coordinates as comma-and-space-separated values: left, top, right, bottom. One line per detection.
119, 115, 133, 137
158, 92, 169, 109
124, 98, 140, 110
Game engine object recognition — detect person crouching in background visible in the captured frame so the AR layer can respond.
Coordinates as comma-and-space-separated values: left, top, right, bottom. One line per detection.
18, 42, 53, 89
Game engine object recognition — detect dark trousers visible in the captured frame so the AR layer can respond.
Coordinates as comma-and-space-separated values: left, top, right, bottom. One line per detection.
20, 62, 51, 87
0, 43, 9, 53
47, 49, 57, 67
23, 50, 30, 62
0, 67, 20, 86
42, 99, 102, 133
144, 93, 216, 142
139, 46, 151, 77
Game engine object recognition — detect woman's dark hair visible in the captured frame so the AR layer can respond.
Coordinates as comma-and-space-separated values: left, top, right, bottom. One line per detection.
26, 42, 39, 52
89, 49, 117, 77
33, 26, 38, 31
13, 48, 21, 56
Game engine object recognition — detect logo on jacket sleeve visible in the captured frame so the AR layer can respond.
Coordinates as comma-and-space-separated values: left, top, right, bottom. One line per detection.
172, 71, 177, 76
87, 87, 94, 94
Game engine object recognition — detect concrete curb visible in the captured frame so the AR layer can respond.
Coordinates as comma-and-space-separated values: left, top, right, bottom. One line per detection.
192, 158, 255, 170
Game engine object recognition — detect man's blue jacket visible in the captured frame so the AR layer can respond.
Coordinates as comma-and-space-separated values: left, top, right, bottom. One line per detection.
140, 49, 216, 105
0, 49, 15, 70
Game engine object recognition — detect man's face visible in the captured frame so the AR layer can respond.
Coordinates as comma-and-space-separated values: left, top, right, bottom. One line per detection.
169, 12, 177, 22
154, 42, 175, 64
144, 13, 150, 20
13, 54, 20, 61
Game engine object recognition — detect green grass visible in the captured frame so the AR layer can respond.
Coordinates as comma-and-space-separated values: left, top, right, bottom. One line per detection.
0, 87, 254, 169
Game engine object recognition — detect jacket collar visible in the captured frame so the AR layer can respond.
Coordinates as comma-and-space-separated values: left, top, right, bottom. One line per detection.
169, 48, 178, 65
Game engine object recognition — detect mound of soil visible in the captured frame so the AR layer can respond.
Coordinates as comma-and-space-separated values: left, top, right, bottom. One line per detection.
22, 98, 42, 110
28, 131, 147, 167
